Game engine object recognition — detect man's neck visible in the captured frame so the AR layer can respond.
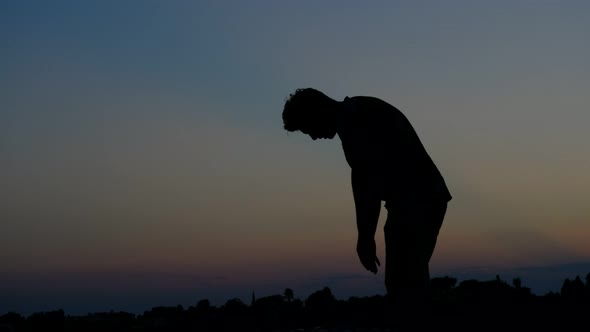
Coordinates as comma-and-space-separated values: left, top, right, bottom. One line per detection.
335, 98, 355, 137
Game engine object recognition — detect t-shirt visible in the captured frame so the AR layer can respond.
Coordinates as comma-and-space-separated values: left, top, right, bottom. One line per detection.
338, 96, 452, 203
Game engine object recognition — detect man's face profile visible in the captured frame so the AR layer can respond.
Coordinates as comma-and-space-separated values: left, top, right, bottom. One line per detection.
299, 116, 337, 141
300, 124, 336, 140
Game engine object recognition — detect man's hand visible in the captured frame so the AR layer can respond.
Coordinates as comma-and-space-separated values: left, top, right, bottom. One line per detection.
356, 237, 380, 274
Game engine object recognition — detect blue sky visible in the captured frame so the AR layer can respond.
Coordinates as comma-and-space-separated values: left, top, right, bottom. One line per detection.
1, 1, 590, 314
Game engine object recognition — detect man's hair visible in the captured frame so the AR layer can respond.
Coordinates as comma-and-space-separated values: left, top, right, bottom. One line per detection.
282, 88, 332, 132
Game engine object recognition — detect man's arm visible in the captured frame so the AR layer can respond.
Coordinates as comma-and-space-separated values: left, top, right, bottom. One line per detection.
351, 167, 381, 274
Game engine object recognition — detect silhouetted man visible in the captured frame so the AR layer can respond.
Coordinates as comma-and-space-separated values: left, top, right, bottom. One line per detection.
282, 88, 452, 308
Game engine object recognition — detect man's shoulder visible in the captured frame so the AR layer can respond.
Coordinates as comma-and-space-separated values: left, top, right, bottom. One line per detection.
347, 96, 400, 112
348, 95, 387, 104
345, 96, 405, 123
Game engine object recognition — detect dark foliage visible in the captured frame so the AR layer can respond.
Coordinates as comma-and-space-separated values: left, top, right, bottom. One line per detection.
2, 274, 590, 331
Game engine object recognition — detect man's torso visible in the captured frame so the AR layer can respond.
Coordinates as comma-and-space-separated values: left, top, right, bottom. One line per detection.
338, 96, 452, 203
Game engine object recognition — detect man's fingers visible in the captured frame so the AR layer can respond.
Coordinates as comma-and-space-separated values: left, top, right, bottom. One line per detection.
370, 264, 377, 274
361, 259, 374, 272
364, 259, 378, 274
359, 254, 380, 274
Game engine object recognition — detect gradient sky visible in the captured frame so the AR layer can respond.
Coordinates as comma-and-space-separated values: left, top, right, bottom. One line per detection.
2, 1, 590, 315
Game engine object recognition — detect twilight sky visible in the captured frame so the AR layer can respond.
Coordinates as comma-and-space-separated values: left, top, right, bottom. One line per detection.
2, 1, 590, 314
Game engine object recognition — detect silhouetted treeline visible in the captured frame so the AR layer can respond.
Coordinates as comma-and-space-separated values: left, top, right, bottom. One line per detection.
2, 273, 590, 331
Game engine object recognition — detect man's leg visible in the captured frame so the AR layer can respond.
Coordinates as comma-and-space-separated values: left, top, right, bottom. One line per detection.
384, 199, 447, 306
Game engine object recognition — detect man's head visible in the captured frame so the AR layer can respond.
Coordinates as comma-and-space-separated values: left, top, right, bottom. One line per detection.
282, 88, 338, 140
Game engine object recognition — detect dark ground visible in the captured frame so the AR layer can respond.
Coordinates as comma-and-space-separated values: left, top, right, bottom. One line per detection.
1, 274, 589, 331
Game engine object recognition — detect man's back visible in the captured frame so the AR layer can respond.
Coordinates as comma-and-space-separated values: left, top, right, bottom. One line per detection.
338, 96, 452, 203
